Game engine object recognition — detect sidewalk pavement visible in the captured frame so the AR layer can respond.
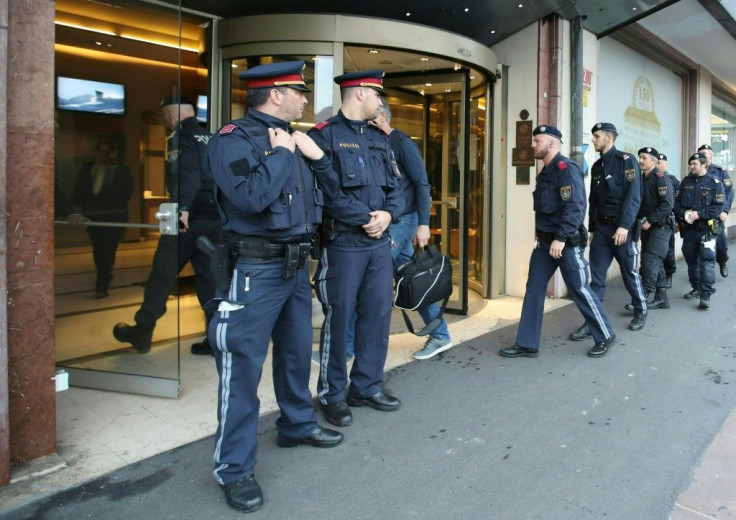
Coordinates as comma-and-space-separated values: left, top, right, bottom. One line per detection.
2, 265, 736, 519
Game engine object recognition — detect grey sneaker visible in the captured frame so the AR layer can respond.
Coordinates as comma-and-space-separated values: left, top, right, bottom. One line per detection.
412, 337, 453, 360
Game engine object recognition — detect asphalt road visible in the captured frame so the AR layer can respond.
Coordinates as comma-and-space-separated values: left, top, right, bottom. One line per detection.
5, 268, 736, 520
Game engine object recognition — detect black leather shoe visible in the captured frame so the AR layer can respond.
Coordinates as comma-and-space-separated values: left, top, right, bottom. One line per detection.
191, 338, 214, 356
499, 346, 539, 358
113, 322, 153, 353
683, 288, 700, 300
347, 390, 401, 411
628, 311, 646, 331
587, 334, 616, 358
569, 323, 592, 341
276, 426, 343, 448
222, 475, 263, 513
665, 275, 673, 289
320, 401, 353, 427
720, 263, 729, 277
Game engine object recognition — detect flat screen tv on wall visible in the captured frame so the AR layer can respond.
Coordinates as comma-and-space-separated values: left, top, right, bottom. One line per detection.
57, 76, 126, 116
196, 94, 207, 123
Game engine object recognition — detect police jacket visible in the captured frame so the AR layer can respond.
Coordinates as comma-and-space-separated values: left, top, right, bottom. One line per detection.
637, 167, 673, 226
166, 117, 218, 221
706, 163, 733, 212
207, 108, 325, 241
388, 128, 431, 226
674, 172, 725, 225
588, 146, 641, 232
534, 153, 586, 242
308, 111, 404, 246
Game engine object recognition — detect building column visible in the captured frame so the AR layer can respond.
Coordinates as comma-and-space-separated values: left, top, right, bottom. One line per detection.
0, 0, 10, 487
2, 0, 57, 481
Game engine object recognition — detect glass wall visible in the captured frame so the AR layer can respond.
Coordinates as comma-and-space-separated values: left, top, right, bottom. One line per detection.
711, 95, 736, 180
53, 0, 211, 396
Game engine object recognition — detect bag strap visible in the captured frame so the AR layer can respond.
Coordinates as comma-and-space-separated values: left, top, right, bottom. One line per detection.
400, 295, 450, 336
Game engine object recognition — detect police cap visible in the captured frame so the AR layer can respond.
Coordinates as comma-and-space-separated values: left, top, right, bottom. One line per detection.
532, 125, 562, 141
592, 122, 618, 135
238, 60, 310, 92
658, 153, 667, 161
697, 144, 713, 152
334, 70, 384, 91
689, 153, 707, 164
161, 95, 195, 108
637, 147, 659, 158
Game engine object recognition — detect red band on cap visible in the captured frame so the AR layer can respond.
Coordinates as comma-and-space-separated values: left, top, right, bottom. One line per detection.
338, 77, 383, 89
245, 74, 305, 88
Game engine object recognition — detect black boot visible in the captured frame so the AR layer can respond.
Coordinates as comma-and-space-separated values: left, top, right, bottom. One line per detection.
628, 311, 646, 331
191, 337, 214, 356
649, 288, 670, 309
665, 275, 673, 289
113, 322, 154, 353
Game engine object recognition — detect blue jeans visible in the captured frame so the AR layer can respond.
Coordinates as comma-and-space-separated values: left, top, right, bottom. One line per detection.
346, 212, 451, 357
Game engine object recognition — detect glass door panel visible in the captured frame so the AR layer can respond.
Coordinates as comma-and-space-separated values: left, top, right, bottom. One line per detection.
53, 0, 210, 397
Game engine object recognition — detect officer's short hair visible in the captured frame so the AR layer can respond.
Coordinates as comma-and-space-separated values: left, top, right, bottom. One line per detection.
377, 101, 392, 123
248, 86, 289, 108
340, 86, 358, 102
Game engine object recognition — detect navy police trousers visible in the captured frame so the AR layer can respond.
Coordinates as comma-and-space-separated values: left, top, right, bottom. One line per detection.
589, 222, 647, 312
209, 260, 318, 485
314, 242, 394, 405
681, 229, 717, 296
516, 239, 614, 349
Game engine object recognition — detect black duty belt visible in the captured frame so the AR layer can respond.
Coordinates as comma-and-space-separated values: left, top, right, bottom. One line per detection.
334, 222, 363, 233
535, 230, 558, 243
597, 214, 619, 226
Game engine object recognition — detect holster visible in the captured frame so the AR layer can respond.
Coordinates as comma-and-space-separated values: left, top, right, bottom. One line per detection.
576, 225, 589, 248
632, 217, 646, 242
322, 217, 338, 241
283, 242, 311, 279
197, 236, 233, 292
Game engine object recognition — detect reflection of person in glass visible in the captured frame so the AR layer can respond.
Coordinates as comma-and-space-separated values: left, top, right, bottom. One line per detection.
113, 96, 220, 355
72, 141, 132, 298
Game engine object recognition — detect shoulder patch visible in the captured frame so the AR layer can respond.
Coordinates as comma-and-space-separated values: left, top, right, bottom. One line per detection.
219, 124, 237, 135
557, 161, 567, 170
716, 193, 725, 203
655, 171, 664, 178
313, 121, 330, 131
725, 178, 733, 188
658, 185, 668, 197
559, 185, 572, 201
625, 169, 636, 182
622, 154, 629, 160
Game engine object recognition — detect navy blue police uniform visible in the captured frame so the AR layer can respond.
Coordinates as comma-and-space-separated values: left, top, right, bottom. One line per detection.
112, 96, 219, 354
206, 62, 337, 492
636, 148, 674, 302
698, 144, 733, 276
308, 70, 404, 413
674, 152, 726, 307
509, 126, 614, 355
587, 123, 647, 326
659, 154, 680, 283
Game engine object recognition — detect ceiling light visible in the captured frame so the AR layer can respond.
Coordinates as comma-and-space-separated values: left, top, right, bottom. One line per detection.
425, 83, 433, 87
454, 63, 462, 70
491, 30, 496, 34
95, 41, 102, 46
368, 49, 380, 54
231, 63, 238, 68
470, 75, 476, 79
419, 57, 430, 62
464, 8, 469, 12
445, 88, 452, 92
518, 4, 523, 8
406, 12, 411, 16
55, 21, 116, 36
632, 7, 637, 10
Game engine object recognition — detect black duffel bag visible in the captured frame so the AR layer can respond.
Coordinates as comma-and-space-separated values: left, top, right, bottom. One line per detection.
393, 245, 453, 336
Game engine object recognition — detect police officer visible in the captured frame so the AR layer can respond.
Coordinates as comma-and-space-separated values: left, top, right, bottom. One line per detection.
308, 70, 404, 427
113, 96, 221, 355
674, 152, 726, 309
632, 147, 673, 310
569, 122, 647, 342
698, 144, 733, 277
658, 153, 680, 288
206, 61, 343, 513
499, 126, 615, 359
